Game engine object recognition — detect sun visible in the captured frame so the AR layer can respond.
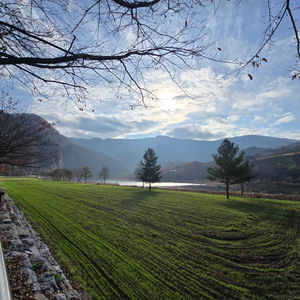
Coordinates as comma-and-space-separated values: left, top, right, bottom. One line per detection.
159, 94, 180, 111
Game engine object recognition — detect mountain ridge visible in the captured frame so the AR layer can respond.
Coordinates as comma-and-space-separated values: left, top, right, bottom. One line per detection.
69, 135, 299, 173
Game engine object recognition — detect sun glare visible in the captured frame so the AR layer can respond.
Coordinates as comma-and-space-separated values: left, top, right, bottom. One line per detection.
159, 94, 180, 111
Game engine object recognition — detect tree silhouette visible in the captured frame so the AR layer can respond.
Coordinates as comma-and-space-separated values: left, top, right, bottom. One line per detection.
99, 165, 110, 185
74, 168, 83, 183
81, 166, 93, 183
139, 148, 162, 191
0, 92, 58, 168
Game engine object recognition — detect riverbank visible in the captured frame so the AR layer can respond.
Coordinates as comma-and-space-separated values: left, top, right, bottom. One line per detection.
98, 180, 300, 200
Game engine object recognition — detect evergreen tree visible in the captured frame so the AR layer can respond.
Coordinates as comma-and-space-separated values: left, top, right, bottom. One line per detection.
207, 139, 255, 199
139, 148, 162, 191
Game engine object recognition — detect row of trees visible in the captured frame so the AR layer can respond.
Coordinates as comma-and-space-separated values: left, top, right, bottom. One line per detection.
254, 142, 300, 159
0, 165, 30, 176
73, 166, 93, 184
161, 161, 213, 183
49, 168, 74, 182
39, 165, 110, 184
74, 165, 110, 183
74, 165, 110, 184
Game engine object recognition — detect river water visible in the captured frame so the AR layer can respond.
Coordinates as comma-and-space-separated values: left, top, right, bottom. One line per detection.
98, 180, 300, 195
102, 180, 219, 190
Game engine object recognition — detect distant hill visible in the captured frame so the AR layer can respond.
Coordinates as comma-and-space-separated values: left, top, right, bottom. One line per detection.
25, 114, 129, 177
60, 144, 128, 178
69, 135, 299, 173
163, 142, 300, 186
242, 146, 270, 157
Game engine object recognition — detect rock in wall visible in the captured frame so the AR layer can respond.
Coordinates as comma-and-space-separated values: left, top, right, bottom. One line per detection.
0, 195, 83, 300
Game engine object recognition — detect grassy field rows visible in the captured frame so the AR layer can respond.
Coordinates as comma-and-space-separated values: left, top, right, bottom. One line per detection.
2, 179, 300, 299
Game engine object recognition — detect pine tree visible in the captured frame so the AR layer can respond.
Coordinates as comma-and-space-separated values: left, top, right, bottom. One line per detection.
207, 139, 255, 199
139, 148, 162, 191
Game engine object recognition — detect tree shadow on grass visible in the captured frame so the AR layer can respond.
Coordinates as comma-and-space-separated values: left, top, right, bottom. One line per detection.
121, 189, 158, 207
121, 189, 159, 220
218, 198, 292, 221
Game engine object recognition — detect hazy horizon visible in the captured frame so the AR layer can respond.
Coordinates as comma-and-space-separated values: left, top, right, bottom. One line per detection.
68, 134, 300, 142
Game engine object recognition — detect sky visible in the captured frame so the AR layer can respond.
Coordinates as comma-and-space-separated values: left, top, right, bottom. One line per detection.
2, 0, 300, 141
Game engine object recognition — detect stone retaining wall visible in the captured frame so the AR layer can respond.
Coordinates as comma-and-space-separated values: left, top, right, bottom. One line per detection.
0, 194, 83, 300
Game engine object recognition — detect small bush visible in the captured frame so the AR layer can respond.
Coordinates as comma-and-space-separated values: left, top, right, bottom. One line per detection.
51, 272, 65, 285
32, 261, 44, 272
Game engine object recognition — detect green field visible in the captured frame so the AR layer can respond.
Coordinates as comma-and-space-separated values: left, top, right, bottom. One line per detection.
2, 179, 300, 300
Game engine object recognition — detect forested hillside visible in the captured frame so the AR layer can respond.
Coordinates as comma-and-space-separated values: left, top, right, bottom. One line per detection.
60, 144, 128, 177
161, 149, 300, 184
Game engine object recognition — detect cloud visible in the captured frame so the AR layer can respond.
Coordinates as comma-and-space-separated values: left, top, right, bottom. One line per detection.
165, 116, 237, 140
62, 115, 132, 134
272, 113, 296, 126
34, 95, 187, 139
28, 57, 299, 143
253, 115, 264, 122
230, 80, 293, 113
180, 68, 231, 102
36, 111, 132, 139
234, 127, 274, 137
278, 131, 300, 140
22, 55, 300, 143
227, 115, 240, 122
166, 125, 226, 140
35, 66, 233, 139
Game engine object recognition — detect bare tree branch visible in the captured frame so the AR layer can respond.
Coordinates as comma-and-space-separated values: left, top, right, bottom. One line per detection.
286, 0, 300, 60
0, 92, 59, 168
0, 0, 299, 106
231, 0, 300, 79
112, 0, 161, 9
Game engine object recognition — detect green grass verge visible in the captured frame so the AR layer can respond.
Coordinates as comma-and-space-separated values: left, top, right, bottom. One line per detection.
2, 179, 300, 300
